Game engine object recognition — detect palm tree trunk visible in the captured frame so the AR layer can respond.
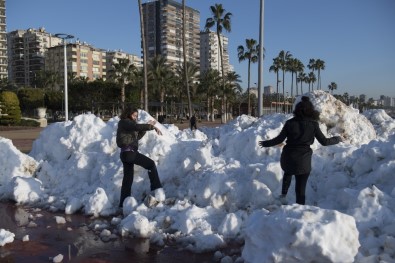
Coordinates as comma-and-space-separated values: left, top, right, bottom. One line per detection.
217, 32, 226, 123
247, 60, 251, 115
182, 0, 192, 118
282, 70, 285, 113
138, 0, 148, 111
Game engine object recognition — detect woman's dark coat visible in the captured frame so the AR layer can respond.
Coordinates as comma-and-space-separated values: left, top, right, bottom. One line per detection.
116, 119, 154, 150
260, 117, 341, 174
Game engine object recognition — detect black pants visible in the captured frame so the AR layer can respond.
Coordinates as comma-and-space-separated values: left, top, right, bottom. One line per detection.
281, 172, 310, 205
119, 151, 162, 207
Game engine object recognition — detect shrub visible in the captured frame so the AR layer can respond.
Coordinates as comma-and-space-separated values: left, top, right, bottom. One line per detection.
0, 91, 22, 125
19, 118, 40, 127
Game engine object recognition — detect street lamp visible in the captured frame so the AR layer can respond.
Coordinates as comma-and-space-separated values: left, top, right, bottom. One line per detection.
55, 33, 74, 121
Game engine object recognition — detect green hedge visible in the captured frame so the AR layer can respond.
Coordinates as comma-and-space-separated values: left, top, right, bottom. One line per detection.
0, 91, 22, 125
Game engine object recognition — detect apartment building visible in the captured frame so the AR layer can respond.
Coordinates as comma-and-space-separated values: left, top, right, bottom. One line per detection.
0, 0, 6, 79
7, 27, 63, 87
200, 30, 233, 75
142, 0, 200, 72
106, 50, 142, 79
46, 41, 107, 87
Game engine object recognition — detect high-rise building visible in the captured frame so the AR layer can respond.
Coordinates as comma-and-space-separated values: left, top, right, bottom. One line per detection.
0, 0, 7, 79
142, 0, 200, 71
264, 85, 274, 95
46, 41, 107, 87
106, 50, 142, 80
200, 30, 233, 75
7, 28, 63, 87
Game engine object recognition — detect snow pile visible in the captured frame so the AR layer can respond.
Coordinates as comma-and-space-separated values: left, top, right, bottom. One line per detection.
0, 91, 394, 262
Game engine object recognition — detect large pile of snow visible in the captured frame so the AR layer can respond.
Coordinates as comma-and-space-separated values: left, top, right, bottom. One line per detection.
0, 91, 394, 262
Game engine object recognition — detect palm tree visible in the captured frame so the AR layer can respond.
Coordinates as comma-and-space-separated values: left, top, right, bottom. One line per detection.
198, 69, 221, 121
176, 61, 200, 98
182, 0, 193, 119
297, 72, 307, 95
148, 55, 173, 114
276, 50, 292, 112
138, 0, 148, 111
307, 59, 316, 91
224, 71, 242, 118
237, 38, 259, 115
108, 58, 136, 109
269, 57, 281, 112
205, 3, 232, 123
307, 72, 316, 92
287, 58, 300, 98
37, 70, 61, 90
328, 82, 337, 94
315, 59, 325, 90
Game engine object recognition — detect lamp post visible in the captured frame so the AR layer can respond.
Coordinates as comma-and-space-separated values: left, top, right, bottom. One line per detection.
257, 0, 265, 116
55, 33, 74, 121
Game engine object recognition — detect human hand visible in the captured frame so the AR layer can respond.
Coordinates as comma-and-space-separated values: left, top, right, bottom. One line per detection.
148, 119, 157, 125
154, 127, 162, 135
258, 141, 264, 148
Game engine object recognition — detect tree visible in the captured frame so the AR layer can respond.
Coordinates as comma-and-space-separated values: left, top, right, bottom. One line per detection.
307, 59, 316, 91
148, 55, 174, 114
276, 50, 292, 111
307, 72, 316, 92
237, 38, 259, 115
108, 58, 136, 110
198, 69, 221, 121
297, 72, 307, 95
205, 3, 232, 123
269, 57, 281, 112
224, 71, 242, 118
328, 82, 337, 94
0, 91, 21, 125
36, 71, 61, 90
315, 59, 325, 90
139, 0, 149, 111
17, 88, 45, 113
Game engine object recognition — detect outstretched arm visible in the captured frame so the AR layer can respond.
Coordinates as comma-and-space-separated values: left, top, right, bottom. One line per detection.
259, 126, 287, 148
314, 122, 342, 146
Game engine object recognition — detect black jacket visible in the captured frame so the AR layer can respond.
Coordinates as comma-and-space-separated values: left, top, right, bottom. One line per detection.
260, 117, 341, 174
116, 118, 154, 150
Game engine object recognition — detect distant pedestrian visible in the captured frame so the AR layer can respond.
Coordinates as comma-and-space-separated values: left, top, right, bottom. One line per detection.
116, 107, 165, 208
258, 96, 342, 205
190, 114, 197, 131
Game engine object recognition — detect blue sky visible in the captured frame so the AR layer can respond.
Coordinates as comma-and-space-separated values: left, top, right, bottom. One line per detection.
7, 0, 395, 99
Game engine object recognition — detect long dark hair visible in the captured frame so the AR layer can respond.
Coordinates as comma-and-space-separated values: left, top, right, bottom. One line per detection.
120, 106, 138, 120
293, 96, 320, 120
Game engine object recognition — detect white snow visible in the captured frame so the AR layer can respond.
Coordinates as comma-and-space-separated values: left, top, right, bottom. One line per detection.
0, 90, 394, 262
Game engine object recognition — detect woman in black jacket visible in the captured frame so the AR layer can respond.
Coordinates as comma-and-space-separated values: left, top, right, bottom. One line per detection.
116, 107, 163, 208
259, 96, 342, 205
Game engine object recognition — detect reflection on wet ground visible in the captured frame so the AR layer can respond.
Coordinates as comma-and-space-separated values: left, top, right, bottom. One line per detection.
0, 202, 216, 263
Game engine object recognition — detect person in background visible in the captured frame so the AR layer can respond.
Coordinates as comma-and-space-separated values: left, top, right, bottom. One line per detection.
190, 114, 197, 131
116, 107, 165, 208
258, 96, 342, 205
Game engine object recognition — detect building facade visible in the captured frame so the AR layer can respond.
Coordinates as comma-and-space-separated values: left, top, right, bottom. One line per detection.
264, 85, 273, 95
106, 50, 142, 79
46, 41, 107, 87
0, 0, 7, 79
200, 30, 233, 75
7, 28, 63, 87
142, 0, 200, 71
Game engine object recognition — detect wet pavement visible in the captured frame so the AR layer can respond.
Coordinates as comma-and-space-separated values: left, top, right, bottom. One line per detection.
0, 202, 216, 263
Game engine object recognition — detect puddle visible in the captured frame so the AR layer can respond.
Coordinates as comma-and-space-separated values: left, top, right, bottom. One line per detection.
0, 202, 216, 262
